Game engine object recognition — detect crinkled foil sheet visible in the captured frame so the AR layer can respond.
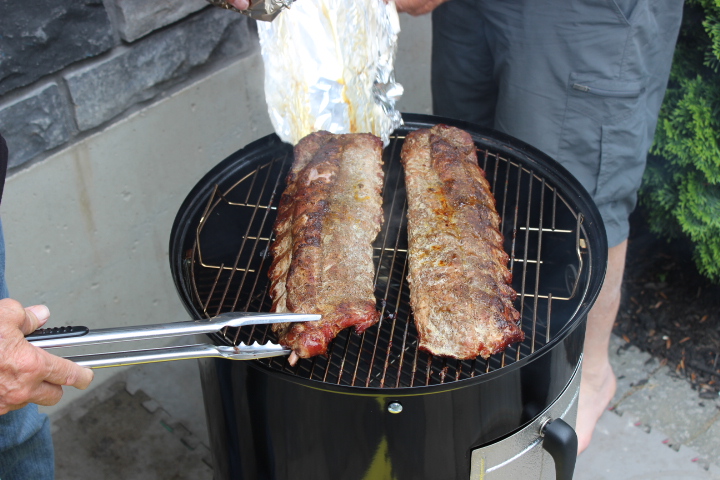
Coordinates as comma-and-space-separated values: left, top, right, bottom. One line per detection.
258, 0, 403, 146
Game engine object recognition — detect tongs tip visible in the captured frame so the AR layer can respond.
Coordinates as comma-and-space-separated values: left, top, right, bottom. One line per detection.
212, 312, 321, 328
220, 340, 291, 360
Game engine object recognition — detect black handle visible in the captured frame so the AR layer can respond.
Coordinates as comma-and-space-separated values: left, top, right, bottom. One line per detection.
26, 326, 90, 342
542, 418, 577, 480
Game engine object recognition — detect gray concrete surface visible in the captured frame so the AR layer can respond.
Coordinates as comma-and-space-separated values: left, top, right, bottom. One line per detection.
49, 334, 720, 479
576, 335, 720, 479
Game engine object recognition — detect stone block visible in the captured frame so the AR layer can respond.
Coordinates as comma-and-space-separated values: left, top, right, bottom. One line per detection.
613, 364, 720, 445
0, 0, 115, 96
52, 386, 213, 480
65, 8, 254, 131
686, 409, 720, 470
608, 334, 659, 405
0, 83, 71, 168
576, 409, 719, 479
112, 0, 209, 43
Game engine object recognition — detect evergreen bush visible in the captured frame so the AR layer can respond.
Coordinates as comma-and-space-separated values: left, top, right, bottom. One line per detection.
641, 0, 720, 283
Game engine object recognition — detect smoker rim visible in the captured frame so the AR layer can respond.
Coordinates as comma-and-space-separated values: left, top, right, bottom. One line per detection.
168, 113, 608, 395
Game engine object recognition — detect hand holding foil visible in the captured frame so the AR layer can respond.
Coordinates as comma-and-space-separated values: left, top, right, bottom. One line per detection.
207, 0, 294, 22
226, 0, 249, 9
394, 0, 451, 16
258, 0, 404, 146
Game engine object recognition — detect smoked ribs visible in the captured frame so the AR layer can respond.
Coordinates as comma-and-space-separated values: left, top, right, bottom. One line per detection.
400, 124, 524, 359
268, 132, 384, 364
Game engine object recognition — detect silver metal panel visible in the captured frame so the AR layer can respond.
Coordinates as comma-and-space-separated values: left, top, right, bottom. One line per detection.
470, 358, 582, 479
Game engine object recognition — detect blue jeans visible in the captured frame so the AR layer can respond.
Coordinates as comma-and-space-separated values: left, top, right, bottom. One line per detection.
0, 219, 55, 480
0, 406, 54, 480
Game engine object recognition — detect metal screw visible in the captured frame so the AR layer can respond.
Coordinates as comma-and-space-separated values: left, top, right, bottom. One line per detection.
387, 402, 403, 414
538, 417, 552, 437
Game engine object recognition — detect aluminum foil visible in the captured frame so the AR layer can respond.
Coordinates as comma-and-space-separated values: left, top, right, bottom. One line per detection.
257, 0, 403, 146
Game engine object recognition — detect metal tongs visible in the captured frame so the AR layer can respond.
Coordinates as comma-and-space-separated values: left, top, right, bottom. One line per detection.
26, 312, 319, 369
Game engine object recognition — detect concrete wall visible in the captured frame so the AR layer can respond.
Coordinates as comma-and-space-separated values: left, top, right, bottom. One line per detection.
1, 12, 432, 412
0, 1, 254, 170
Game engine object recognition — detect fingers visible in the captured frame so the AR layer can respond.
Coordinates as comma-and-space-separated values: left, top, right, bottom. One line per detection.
395, 0, 450, 16
2, 382, 64, 413
0, 300, 94, 413
228, 0, 250, 10
2, 381, 66, 414
22, 304, 93, 390
0, 298, 49, 333
22, 381, 65, 408
4, 402, 29, 414
21, 304, 51, 335
41, 351, 94, 390
0, 349, 93, 414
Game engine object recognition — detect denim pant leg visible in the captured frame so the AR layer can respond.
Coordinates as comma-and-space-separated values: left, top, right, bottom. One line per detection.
0, 219, 55, 480
0, 405, 54, 480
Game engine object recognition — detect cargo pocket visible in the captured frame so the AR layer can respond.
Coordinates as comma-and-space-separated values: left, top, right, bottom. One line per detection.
596, 106, 648, 206
557, 73, 648, 205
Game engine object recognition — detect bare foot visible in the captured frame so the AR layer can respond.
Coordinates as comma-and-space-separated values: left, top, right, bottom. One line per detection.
576, 362, 617, 453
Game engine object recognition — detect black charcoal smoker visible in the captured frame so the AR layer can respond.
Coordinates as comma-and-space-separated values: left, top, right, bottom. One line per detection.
168, 114, 607, 480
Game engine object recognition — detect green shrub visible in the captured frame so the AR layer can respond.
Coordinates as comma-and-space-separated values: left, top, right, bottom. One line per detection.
641, 0, 720, 283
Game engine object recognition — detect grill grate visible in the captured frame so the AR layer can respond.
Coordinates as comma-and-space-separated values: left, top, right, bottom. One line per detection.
182, 132, 593, 388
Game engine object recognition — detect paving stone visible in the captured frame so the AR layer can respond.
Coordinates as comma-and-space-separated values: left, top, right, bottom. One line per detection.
141, 399, 161, 413
52, 384, 212, 480
608, 334, 660, 405
601, 334, 720, 471
612, 363, 720, 447
65, 7, 253, 131
0, 0, 115, 96
111, 0, 208, 42
124, 344, 209, 446
576, 409, 720, 479
686, 408, 720, 470
0, 83, 71, 168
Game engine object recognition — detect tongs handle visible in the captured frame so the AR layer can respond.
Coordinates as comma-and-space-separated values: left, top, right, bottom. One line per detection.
65, 343, 291, 369
25, 326, 90, 342
26, 312, 319, 349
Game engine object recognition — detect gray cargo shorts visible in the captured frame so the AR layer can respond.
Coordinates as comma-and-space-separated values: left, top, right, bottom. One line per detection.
431, 0, 684, 247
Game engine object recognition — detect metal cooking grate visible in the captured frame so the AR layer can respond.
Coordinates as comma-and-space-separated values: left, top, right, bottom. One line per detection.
182, 131, 593, 388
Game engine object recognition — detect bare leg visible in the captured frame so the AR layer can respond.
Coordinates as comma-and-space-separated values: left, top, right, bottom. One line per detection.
576, 240, 627, 453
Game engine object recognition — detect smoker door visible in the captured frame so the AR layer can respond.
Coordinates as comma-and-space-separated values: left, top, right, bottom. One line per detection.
469, 360, 581, 480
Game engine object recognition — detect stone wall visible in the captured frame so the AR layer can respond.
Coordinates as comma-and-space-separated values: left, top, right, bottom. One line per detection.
0, 0, 256, 170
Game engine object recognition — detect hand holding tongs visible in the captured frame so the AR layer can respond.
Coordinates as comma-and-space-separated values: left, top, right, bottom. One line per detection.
25, 312, 319, 369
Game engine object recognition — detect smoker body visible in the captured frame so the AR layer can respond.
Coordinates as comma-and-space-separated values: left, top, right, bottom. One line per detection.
169, 114, 607, 480
199, 322, 584, 480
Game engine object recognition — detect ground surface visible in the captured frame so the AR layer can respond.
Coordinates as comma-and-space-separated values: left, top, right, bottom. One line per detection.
615, 209, 720, 398
49, 219, 720, 478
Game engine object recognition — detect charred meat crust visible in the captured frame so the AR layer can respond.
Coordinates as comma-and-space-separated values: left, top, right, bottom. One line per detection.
401, 124, 523, 360
268, 131, 384, 360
